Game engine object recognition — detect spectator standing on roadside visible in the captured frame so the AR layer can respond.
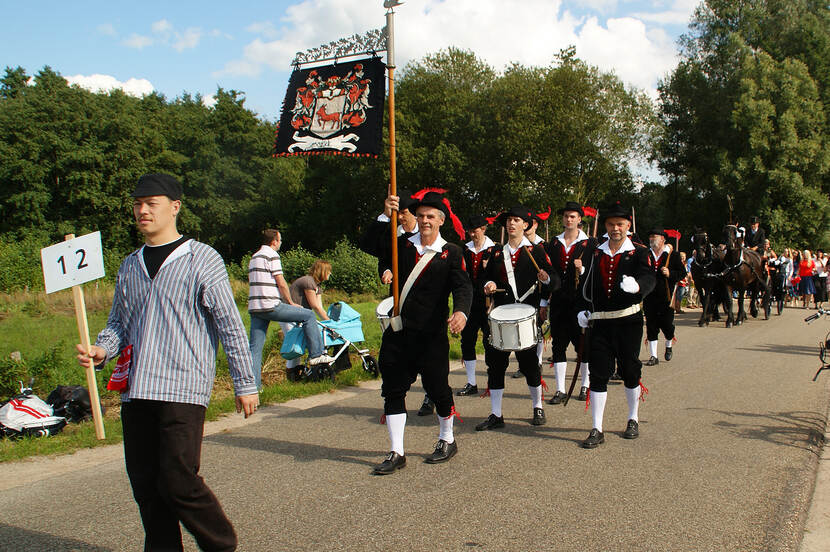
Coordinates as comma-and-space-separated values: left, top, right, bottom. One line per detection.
77, 173, 258, 552
814, 250, 827, 310
798, 250, 816, 309
248, 230, 333, 389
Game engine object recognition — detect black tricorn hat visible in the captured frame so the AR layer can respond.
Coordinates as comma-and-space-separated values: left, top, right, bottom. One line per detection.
398, 189, 415, 213
467, 214, 488, 229
409, 191, 449, 219
557, 201, 584, 217
132, 173, 182, 200
646, 227, 668, 239
600, 202, 631, 222
496, 205, 534, 227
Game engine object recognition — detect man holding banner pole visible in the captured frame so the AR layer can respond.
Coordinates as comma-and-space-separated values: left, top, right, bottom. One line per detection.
77, 173, 258, 551
643, 227, 686, 365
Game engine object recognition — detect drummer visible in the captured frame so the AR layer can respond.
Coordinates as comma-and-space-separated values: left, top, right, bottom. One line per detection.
477, 206, 557, 430
363, 190, 472, 474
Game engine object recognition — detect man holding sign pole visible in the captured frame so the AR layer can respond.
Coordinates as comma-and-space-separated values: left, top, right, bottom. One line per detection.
77, 174, 258, 552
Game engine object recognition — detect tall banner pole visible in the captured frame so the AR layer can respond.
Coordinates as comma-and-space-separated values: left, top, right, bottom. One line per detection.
386, 4, 401, 316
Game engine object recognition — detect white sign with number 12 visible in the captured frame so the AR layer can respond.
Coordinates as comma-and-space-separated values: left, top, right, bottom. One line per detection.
41, 231, 106, 294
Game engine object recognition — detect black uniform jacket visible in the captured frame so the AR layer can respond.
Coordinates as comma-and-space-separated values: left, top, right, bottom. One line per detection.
483, 241, 558, 309
463, 239, 495, 306
545, 232, 596, 303
580, 239, 656, 322
358, 219, 416, 279
743, 227, 766, 250
364, 221, 473, 332
643, 248, 687, 307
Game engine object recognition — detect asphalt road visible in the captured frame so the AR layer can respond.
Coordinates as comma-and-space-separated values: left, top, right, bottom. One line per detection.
1, 306, 828, 551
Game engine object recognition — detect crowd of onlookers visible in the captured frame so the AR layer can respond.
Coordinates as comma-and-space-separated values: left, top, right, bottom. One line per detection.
674, 241, 828, 311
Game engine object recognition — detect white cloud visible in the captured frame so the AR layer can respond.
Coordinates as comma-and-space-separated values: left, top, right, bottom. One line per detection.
202, 94, 218, 107
151, 19, 173, 34
123, 33, 153, 50
173, 28, 203, 52
97, 23, 116, 37
65, 74, 155, 97
216, 0, 696, 96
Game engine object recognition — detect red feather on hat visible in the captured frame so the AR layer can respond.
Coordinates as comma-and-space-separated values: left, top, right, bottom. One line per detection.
665, 229, 682, 240
536, 207, 552, 221
411, 187, 447, 200
485, 213, 501, 225
442, 197, 466, 241
583, 205, 597, 217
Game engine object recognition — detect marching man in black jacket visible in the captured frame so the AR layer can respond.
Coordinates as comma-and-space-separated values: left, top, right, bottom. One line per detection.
643, 227, 687, 365
456, 214, 496, 397
578, 203, 655, 448
545, 201, 594, 403
364, 191, 473, 474
476, 206, 558, 430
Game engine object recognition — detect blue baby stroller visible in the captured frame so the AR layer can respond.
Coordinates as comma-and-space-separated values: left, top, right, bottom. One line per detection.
280, 301, 378, 381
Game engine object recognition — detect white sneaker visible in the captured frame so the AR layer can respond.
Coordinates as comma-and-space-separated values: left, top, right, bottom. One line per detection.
309, 354, 335, 365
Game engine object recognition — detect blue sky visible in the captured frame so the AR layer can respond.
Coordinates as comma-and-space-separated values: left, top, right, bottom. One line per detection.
4, 0, 700, 122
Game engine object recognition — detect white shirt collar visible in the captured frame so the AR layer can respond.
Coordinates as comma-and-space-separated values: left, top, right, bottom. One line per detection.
599, 237, 635, 257
409, 232, 446, 254
506, 237, 533, 254
650, 246, 669, 261
530, 234, 544, 245
466, 236, 495, 253
556, 229, 589, 247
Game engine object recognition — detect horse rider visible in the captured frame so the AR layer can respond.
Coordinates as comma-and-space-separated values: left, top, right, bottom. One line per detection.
577, 202, 655, 449
477, 206, 557, 430
363, 190, 472, 474
545, 200, 593, 403
642, 227, 687, 365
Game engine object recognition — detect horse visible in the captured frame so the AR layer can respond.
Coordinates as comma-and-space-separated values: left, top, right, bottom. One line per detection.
718, 224, 771, 326
690, 229, 730, 326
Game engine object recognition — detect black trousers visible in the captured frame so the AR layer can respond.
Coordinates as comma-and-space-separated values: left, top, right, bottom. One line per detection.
644, 298, 675, 341
588, 318, 643, 392
379, 326, 454, 417
484, 343, 542, 389
121, 400, 237, 552
460, 299, 489, 361
548, 301, 582, 363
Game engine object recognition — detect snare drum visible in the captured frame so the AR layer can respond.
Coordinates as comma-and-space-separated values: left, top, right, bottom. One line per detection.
488, 303, 539, 351
376, 297, 394, 332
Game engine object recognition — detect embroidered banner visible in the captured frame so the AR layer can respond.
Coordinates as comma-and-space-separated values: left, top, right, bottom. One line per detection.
274, 57, 386, 157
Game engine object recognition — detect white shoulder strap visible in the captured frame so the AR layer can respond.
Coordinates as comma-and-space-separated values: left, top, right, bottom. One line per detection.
400, 249, 437, 308
502, 244, 537, 303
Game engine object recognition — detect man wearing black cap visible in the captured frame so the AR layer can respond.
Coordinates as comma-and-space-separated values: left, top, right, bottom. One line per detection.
743, 216, 765, 252
545, 201, 593, 403
577, 202, 655, 448
365, 191, 472, 474
77, 173, 259, 550
457, 214, 496, 396
643, 228, 687, 365
477, 206, 557, 430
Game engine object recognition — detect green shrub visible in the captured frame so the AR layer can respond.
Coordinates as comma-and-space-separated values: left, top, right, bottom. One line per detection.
324, 238, 379, 294
227, 253, 251, 283
0, 356, 28, 397
280, 245, 317, 282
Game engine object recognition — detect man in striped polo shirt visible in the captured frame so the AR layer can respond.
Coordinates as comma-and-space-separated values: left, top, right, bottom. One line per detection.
247, 229, 334, 387
77, 173, 259, 551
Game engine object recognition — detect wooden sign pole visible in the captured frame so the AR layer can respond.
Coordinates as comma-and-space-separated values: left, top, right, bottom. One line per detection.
65, 234, 106, 440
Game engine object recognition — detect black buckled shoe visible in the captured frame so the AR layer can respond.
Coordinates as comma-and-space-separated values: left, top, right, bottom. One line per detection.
372, 452, 406, 475
645, 356, 659, 366
455, 383, 479, 397
582, 428, 605, 449
623, 419, 639, 439
576, 386, 588, 401
475, 414, 505, 431
531, 407, 546, 426
511, 370, 523, 379
417, 396, 435, 416
547, 390, 566, 405
664, 348, 673, 361
425, 439, 458, 464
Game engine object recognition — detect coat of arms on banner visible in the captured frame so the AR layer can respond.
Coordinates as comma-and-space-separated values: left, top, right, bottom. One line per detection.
274, 57, 386, 157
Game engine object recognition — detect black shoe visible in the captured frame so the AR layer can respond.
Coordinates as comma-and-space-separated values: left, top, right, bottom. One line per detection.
372, 451, 406, 475
417, 397, 434, 416
623, 419, 639, 439
511, 370, 523, 379
455, 383, 478, 397
425, 439, 458, 464
547, 390, 566, 405
475, 414, 505, 431
531, 407, 546, 426
645, 356, 659, 366
664, 348, 673, 361
582, 428, 605, 449
576, 386, 588, 401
